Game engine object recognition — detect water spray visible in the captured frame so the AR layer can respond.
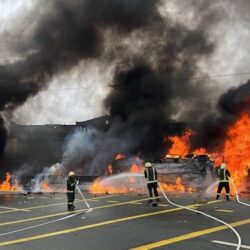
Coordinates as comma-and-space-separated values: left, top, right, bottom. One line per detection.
76, 184, 93, 212
158, 182, 242, 250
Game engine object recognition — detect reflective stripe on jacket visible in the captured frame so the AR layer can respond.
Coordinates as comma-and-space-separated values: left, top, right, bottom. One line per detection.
218, 168, 230, 182
144, 167, 158, 184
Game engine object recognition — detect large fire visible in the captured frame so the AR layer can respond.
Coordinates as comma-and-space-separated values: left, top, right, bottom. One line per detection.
89, 113, 250, 195
167, 129, 209, 157
223, 113, 250, 191
0, 172, 20, 192
164, 113, 250, 193
167, 130, 192, 156
89, 163, 145, 194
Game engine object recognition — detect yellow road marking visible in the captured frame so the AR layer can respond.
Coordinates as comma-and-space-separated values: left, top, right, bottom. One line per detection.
0, 206, 30, 212
0, 195, 117, 214
158, 204, 169, 207
0, 199, 220, 228
131, 218, 250, 250
130, 202, 142, 205
0, 201, 221, 247
0, 197, 153, 227
215, 209, 234, 213
106, 201, 119, 203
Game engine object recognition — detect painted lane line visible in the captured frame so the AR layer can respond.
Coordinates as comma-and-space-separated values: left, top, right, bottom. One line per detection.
212, 240, 250, 249
0, 214, 78, 237
0, 194, 117, 214
215, 209, 234, 213
0, 201, 222, 247
159, 183, 242, 250
0, 206, 30, 212
0, 197, 160, 227
131, 219, 250, 250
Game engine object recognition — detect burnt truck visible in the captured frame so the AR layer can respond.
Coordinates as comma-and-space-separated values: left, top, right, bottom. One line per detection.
153, 154, 215, 190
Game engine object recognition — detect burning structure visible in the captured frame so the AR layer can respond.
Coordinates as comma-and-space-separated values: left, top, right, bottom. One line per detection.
0, 1, 250, 195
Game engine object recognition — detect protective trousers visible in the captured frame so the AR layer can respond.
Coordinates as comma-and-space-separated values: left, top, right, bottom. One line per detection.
216, 182, 230, 200
67, 192, 75, 210
147, 182, 159, 203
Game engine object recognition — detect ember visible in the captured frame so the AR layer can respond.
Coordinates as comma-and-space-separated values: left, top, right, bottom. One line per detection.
115, 154, 125, 160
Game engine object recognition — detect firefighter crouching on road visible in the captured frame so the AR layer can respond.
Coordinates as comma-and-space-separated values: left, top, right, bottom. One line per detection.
216, 163, 231, 201
144, 162, 160, 203
67, 171, 78, 211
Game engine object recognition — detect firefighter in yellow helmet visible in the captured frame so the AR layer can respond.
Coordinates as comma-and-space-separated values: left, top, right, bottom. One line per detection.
67, 171, 78, 211
216, 163, 231, 201
144, 162, 160, 204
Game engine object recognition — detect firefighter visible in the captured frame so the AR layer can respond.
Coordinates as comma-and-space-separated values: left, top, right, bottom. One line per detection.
67, 171, 78, 211
216, 163, 231, 201
144, 162, 160, 204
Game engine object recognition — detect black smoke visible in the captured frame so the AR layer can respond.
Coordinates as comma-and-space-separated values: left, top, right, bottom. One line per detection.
0, 0, 230, 174
190, 80, 250, 151
0, 0, 160, 155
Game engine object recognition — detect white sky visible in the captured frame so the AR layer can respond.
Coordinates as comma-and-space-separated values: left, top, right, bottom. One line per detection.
1, 0, 250, 124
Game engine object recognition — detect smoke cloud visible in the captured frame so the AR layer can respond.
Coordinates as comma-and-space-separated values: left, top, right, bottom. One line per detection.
0, 0, 161, 155
2, 0, 248, 176
190, 80, 250, 151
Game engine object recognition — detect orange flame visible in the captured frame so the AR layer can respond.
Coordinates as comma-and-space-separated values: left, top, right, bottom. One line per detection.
166, 130, 209, 157
167, 130, 192, 156
39, 180, 52, 192
223, 113, 250, 191
107, 164, 113, 175
164, 114, 250, 193
89, 163, 144, 194
160, 177, 188, 192
0, 172, 20, 191
129, 163, 143, 173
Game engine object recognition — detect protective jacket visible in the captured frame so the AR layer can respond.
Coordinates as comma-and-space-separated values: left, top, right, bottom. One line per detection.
144, 167, 158, 184
218, 168, 231, 182
67, 176, 77, 193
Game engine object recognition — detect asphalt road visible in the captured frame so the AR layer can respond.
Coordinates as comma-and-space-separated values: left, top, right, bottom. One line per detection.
0, 192, 249, 250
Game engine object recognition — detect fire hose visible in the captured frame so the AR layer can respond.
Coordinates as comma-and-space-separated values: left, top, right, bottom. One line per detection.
158, 182, 242, 250
230, 179, 250, 207
76, 184, 93, 212
0, 186, 92, 238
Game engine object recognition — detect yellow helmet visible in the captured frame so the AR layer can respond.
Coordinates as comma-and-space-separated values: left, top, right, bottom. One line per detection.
145, 162, 152, 168
69, 171, 75, 176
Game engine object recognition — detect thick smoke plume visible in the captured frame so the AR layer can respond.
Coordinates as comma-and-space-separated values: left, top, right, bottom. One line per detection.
0, 0, 160, 155
0, 0, 235, 175
190, 80, 250, 151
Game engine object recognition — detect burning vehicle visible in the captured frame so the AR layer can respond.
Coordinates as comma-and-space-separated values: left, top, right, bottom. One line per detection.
154, 153, 215, 191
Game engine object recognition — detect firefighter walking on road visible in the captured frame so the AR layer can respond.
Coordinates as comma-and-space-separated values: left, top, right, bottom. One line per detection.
216, 163, 231, 201
67, 171, 78, 211
144, 162, 160, 204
